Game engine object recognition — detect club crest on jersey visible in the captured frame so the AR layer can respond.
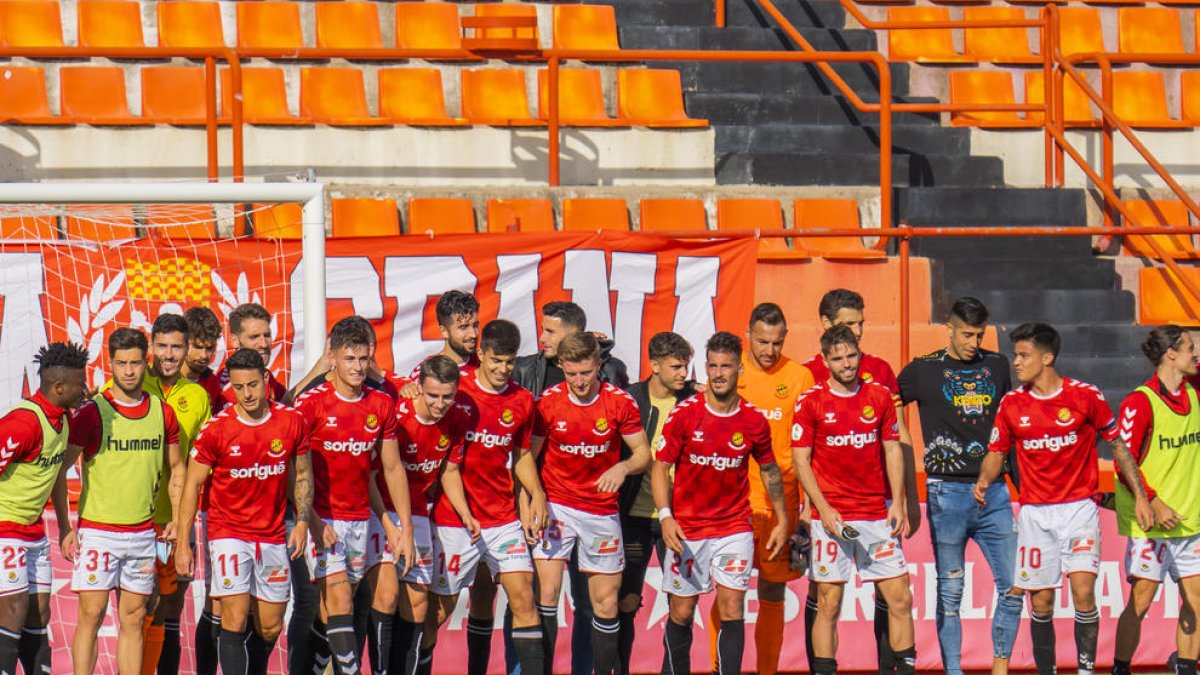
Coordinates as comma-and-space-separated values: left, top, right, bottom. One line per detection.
775, 383, 789, 399
365, 414, 379, 432
222, 578, 233, 589
594, 418, 610, 434
729, 432, 746, 450
436, 434, 450, 450
6, 571, 15, 582
177, 398, 189, 412
87, 573, 98, 584
861, 373, 874, 383
267, 439, 286, 458
1057, 408, 1074, 426
500, 409, 515, 427
861, 406, 876, 422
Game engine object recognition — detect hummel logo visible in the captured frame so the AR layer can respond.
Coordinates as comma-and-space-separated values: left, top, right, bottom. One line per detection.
556, 420, 568, 432
455, 403, 472, 414
6, 438, 18, 451
326, 417, 337, 427
692, 430, 705, 442
1019, 416, 1031, 427
824, 412, 836, 423
229, 445, 242, 456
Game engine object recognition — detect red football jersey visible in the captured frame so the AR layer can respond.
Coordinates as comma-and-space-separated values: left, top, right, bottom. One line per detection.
190, 370, 224, 416
386, 399, 469, 517
215, 365, 287, 415
989, 378, 1118, 505
294, 383, 397, 521
533, 383, 642, 516
656, 394, 775, 539
792, 382, 900, 521
191, 403, 308, 542
431, 376, 535, 528
803, 352, 900, 404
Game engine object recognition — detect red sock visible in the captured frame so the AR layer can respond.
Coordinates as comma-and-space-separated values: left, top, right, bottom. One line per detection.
708, 600, 723, 672
141, 617, 165, 675
756, 599, 786, 675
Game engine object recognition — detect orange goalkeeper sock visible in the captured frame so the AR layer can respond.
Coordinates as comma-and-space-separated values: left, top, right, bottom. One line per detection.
141, 617, 165, 675
756, 599, 786, 675
709, 600, 723, 672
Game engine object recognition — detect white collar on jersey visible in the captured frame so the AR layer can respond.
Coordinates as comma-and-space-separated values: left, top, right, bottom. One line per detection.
236, 409, 273, 427
568, 390, 601, 407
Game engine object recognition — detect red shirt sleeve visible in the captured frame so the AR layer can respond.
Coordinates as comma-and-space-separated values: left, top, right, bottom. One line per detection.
749, 413, 776, 466
617, 394, 642, 437
532, 400, 548, 438
380, 396, 398, 442
879, 390, 900, 442
516, 403, 534, 451
988, 397, 1015, 454
655, 407, 686, 465
191, 422, 219, 467
1087, 386, 1119, 442
0, 409, 45, 476
876, 358, 901, 403
1117, 391, 1157, 500
790, 394, 816, 451
449, 413, 468, 464
69, 402, 102, 459
162, 404, 181, 446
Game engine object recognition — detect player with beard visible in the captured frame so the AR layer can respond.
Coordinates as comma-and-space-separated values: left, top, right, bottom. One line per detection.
423, 320, 546, 675
793, 325, 916, 675
181, 307, 224, 415
0, 342, 87, 675
174, 348, 313, 675
655, 332, 787, 675
406, 291, 481, 379
216, 304, 286, 414
976, 322, 1152, 675
530, 332, 651, 675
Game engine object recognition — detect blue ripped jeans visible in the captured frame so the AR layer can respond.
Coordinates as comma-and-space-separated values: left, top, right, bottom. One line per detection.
926, 479, 1022, 675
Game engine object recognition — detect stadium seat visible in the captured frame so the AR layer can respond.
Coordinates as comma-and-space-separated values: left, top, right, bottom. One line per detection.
887, 7, 965, 63
1026, 70, 1098, 126
316, 2, 383, 50
553, 5, 619, 51
300, 68, 388, 126
561, 198, 629, 231
331, 198, 401, 237
1058, 8, 1105, 56
0, 0, 64, 48
237, 1, 303, 50
949, 71, 1032, 127
59, 67, 142, 125
77, 0, 144, 48
146, 204, 217, 240
0, 66, 61, 124
716, 199, 805, 258
536, 69, 619, 126
793, 199, 888, 259
1181, 71, 1200, 123
1121, 199, 1199, 259
639, 199, 707, 232
157, 1, 225, 49
378, 69, 466, 126
963, 7, 1036, 63
251, 204, 302, 239
486, 199, 555, 233
1138, 267, 1200, 324
616, 69, 708, 128
1119, 8, 1184, 54
461, 69, 543, 126
1112, 71, 1185, 128
64, 205, 138, 241
0, 215, 57, 240
141, 67, 211, 126
407, 198, 476, 235
394, 3, 463, 52
473, 4, 538, 41
221, 67, 311, 125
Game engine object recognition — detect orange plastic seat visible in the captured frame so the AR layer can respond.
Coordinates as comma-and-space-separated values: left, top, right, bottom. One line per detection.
1139, 267, 1200, 324
793, 199, 887, 259
561, 198, 629, 232
949, 71, 1033, 128
64, 205, 138, 241
963, 7, 1036, 63
0, 66, 60, 124
616, 69, 708, 128
1058, 8, 1104, 56
394, 2, 463, 52
407, 198, 476, 235
252, 204, 302, 239
1026, 70, 1097, 126
536, 69, 618, 126
141, 67, 212, 125
1119, 8, 1184, 55
59, 67, 141, 125
300, 68, 388, 126
473, 4, 538, 41
78, 0, 144, 48
157, 1, 224, 49
1181, 71, 1200, 122
221, 67, 311, 125
553, 5, 619, 51
0, 216, 56, 240
639, 199, 707, 232
887, 7, 965, 62
0, 0, 64, 48
146, 204, 217, 240
316, 2, 383, 50
331, 198, 401, 238
1112, 71, 1184, 128
716, 199, 805, 258
486, 199, 555, 233
237, 1, 303, 50
461, 69, 543, 126
378, 69, 465, 126
1121, 200, 1199, 259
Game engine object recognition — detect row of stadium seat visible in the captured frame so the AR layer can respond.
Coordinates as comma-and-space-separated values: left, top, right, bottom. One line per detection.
888, 6, 1198, 62
0, 65, 705, 127
950, 69, 1200, 127
0, 1, 618, 51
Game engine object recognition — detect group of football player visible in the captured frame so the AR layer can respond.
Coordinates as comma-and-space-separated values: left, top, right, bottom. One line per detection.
0, 287, 1196, 675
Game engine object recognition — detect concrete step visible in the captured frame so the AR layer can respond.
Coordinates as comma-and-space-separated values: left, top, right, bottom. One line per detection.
985, 325, 1149, 357
618, 25, 876, 51
670, 60, 911, 98
716, 152, 1004, 186
686, 92, 941, 127
943, 289, 1135, 326
598, 0, 848, 29
899, 187, 1088, 227
938, 258, 1118, 290
716, 124, 971, 156
913, 235, 1092, 260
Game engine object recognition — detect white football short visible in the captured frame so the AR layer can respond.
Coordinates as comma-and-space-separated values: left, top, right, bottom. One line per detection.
662, 531, 754, 597
1125, 534, 1200, 583
532, 502, 624, 575
208, 538, 291, 604
430, 520, 533, 595
1015, 499, 1101, 590
71, 527, 156, 595
0, 537, 51, 596
809, 519, 907, 583
306, 519, 369, 583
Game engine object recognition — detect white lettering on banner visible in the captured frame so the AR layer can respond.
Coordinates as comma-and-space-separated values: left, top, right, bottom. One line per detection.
687, 453, 744, 471
559, 443, 609, 458
464, 430, 513, 449
228, 461, 287, 480
672, 257, 719, 383
289, 257, 383, 386
826, 431, 879, 449
0, 253, 49, 411
609, 252, 656, 382
495, 255, 541, 358
385, 256, 476, 374
323, 439, 374, 456
1022, 431, 1079, 452
563, 250, 614, 340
